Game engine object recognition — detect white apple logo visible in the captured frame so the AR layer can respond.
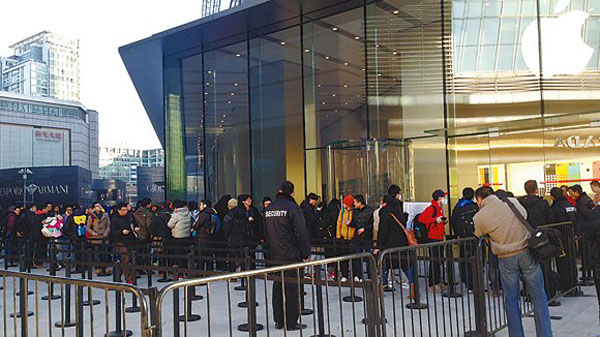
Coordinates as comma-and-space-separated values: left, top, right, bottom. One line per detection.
521, 0, 594, 77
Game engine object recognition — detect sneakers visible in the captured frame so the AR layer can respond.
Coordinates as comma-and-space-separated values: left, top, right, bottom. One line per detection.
327, 272, 336, 282
275, 323, 306, 331
402, 279, 410, 289
340, 277, 348, 283
353, 276, 362, 282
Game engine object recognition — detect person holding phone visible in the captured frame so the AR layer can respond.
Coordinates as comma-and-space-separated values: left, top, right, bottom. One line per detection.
418, 189, 448, 292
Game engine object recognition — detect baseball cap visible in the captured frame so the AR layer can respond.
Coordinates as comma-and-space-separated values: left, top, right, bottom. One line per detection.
432, 189, 448, 200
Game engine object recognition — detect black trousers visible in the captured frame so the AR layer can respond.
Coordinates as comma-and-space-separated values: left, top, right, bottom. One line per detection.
272, 269, 300, 327
427, 240, 443, 286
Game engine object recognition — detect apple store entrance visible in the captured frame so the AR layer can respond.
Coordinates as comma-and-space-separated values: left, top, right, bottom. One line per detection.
324, 139, 413, 205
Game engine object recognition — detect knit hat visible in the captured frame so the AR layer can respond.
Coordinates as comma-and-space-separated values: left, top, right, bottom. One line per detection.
343, 195, 354, 209
227, 198, 238, 210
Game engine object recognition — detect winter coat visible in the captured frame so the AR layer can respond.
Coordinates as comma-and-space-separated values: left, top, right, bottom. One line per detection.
450, 199, 479, 238
352, 205, 374, 245
474, 195, 530, 258
417, 200, 446, 241
264, 194, 311, 262
133, 207, 153, 241
517, 195, 553, 228
377, 200, 408, 250
86, 211, 110, 242
336, 208, 355, 240
550, 197, 577, 224
167, 207, 192, 239
150, 212, 171, 239
575, 192, 595, 223
302, 203, 321, 241
64, 209, 87, 240
194, 208, 215, 241
224, 206, 251, 245
110, 213, 138, 244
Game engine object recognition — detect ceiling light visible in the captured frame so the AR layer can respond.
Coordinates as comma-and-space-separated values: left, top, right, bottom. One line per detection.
378, 73, 382, 77
354, 36, 360, 40
325, 56, 330, 60
322, 102, 326, 105
231, 92, 235, 96
318, 84, 322, 88
375, 44, 380, 48
235, 53, 241, 57
234, 83, 239, 86
393, 10, 399, 14
280, 41, 286, 45
343, 84, 348, 88
332, 27, 338, 31
392, 51, 398, 55
223, 114, 226, 117
343, 62, 349, 66
208, 70, 212, 74
227, 100, 232, 104
304, 49, 310, 53
332, 94, 336, 97
206, 82, 210, 85
344, 102, 349, 105
221, 120, 224, 123
362, 68, 366, 71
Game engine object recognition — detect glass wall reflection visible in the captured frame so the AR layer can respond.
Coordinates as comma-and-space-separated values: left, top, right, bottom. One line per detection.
204, 42, 251, 201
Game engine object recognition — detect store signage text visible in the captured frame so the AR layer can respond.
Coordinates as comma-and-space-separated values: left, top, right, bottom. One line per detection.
0, 184, 69, 197
145, 184, 164, 193
35, 130, 63, 142
554, 135, 600, 149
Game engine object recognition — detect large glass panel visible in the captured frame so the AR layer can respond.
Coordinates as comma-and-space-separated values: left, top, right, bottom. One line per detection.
302, 7, 367, 149
181, 54, 205, 202
249, 26, 305, 200
366, 0, 448, 202
204, 42, 251, 201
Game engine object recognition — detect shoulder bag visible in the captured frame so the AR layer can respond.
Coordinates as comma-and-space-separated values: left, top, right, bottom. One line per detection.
390, 213, 418, 246
501, 197, 564, 263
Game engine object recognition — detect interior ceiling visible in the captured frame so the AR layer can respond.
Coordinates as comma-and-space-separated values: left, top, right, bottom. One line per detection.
180, 0, 445, 140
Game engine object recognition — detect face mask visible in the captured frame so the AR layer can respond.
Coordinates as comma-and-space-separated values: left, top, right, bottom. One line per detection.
441, 198, 448, 205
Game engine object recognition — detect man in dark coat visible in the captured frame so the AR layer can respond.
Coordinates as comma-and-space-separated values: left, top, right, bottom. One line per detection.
264, 181, 310, 331
351, 194, 373, 280
301, 193, 322, 242
110, 202, 139, 283
518, 180, 553, 228
450, 187, 479, 290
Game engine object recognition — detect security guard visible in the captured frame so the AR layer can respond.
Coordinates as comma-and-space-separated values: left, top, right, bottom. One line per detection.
264, 181, 311, 330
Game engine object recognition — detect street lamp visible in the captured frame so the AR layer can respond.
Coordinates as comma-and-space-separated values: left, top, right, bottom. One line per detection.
27, 184, 38, 205
18, 168, 32, 207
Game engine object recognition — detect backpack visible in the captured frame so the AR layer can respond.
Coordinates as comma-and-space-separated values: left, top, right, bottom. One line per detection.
455, 209, 477, 238
72, 214, 87, 237
209, 213, 221, 235
413, 206, 437, 244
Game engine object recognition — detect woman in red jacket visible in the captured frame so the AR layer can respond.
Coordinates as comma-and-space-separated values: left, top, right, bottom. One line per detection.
417, 189, 448, 292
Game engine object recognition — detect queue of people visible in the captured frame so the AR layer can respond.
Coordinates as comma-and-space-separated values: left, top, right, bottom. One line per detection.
2, 178, 600, 336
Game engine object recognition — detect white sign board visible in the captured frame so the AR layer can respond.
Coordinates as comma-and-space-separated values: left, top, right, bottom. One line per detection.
403, 202, 431, 230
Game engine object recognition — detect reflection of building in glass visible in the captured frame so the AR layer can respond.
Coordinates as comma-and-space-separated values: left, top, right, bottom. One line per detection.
99, 148, 164, 203
1, 31, 80, 102
0, 91, 99, 177
121, 0, 600, 208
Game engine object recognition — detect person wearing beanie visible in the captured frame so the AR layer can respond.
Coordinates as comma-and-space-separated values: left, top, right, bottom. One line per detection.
336, 194, 355, 281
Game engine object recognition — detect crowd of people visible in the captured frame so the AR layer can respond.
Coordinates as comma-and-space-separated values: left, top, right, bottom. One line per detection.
1, 179, 600, 335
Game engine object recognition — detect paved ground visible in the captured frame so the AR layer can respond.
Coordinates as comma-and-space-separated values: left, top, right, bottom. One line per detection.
0, 263, 597, 336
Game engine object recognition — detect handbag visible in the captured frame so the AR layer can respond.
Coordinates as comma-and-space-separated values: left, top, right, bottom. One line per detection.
390, 213, 418, 246
501, 197, 564, 263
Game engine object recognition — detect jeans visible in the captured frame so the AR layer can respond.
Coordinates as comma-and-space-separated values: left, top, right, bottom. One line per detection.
498, 251, 552, 337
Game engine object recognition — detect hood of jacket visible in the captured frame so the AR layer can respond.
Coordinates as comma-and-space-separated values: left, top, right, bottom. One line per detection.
457, 198, 476, 208
173, 207, 190, 218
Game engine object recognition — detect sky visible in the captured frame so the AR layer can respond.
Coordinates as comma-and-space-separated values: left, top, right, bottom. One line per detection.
0, 0, 228, 150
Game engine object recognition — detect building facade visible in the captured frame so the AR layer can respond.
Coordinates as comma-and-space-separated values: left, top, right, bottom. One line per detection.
121, 0, 600, 207
99, 147, 165, 202
1, 31, 80, 102
0, 91, 99, 177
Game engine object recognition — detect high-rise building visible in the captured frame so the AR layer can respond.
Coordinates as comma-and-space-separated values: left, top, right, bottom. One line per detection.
99, 147, 164, 202
1, 31, 80, 102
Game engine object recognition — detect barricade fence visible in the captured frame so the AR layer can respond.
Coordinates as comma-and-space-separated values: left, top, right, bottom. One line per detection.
0, 222, 586, 337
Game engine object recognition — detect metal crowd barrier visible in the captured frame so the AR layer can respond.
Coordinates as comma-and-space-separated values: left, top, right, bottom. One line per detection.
154, 252, 383, 337
0, 266, 151, 337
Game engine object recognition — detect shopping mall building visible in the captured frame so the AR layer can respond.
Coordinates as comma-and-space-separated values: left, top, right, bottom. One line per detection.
120, 0, 600, 206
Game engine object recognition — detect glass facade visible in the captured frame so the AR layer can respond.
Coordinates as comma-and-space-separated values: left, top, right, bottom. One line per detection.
162, 0, 600, 207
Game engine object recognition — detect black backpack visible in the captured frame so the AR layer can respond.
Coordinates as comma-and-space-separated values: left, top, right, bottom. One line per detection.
413, 206, 436, 244
456, 209, 477, 238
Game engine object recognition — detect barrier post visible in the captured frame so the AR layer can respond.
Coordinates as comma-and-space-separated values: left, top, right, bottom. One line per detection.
108, 261, 133, 337
75, 283, 84, 337
238, 247, 264, 333
465, 240, 488, 337
83, 244, 100, 307
187, 247, 203, 301
311, 264, 335, 337
173, 265, 180, 337
10, 255, 34, 321
42, 239, 61, 300
55, 259, 76, 327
